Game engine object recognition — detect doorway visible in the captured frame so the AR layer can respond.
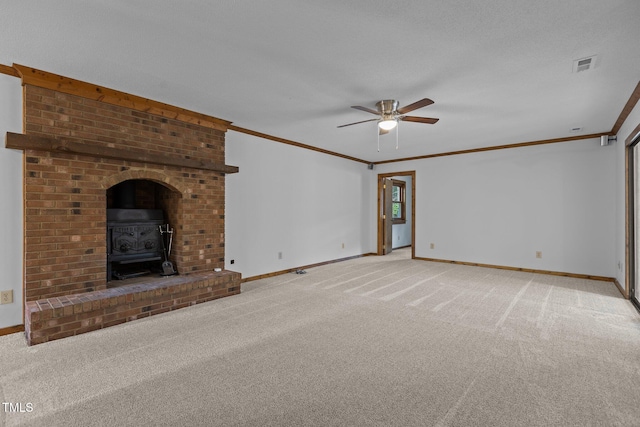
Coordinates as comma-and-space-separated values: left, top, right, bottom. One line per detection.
377, 171, 415, 258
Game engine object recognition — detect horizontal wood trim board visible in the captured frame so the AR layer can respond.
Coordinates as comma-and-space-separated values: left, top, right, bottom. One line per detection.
6, 132, 239, 174
0, 324, 25, 337
242, 253, 377, 283
612, 80, 640, 136
11, 64, 231, 132
228, 125, 371, 164
415, 257, 615, 283
377, 171, 416, 178
373, 133, 608, 165
0, 63, 20, 77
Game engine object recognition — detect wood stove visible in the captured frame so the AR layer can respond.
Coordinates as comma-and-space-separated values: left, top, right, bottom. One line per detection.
106, 180, 169, 280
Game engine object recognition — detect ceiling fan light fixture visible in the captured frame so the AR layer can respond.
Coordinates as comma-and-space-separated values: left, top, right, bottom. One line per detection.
378, 119, 397, 131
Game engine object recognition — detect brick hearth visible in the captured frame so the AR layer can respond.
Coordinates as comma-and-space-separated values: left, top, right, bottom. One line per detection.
25, 271, 241, 345
10, 66, 242, 345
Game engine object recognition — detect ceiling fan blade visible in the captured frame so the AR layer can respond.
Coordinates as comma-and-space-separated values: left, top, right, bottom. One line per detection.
351, 105, 380, 115
400, 116, 439, 124
397, 98, 434, 115
337, 118, 379, 128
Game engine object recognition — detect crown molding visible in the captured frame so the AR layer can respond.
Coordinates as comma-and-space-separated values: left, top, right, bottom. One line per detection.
228, 125, 371, 164
372, 133, 607, 165
612, 81, 640, 136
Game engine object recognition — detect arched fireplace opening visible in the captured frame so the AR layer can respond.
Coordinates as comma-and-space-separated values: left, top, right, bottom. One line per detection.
106, 179, 181, 283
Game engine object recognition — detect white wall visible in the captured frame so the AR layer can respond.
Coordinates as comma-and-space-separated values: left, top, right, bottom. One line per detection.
226, 132, 617, 280
392, 175, 412, 249
0, 74, 23, 328
615, 100, 640, 291
377, 139, 617, 278
225, 132, 374, 279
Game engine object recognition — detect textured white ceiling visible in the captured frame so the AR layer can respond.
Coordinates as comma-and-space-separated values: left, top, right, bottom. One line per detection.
1, 0, 639, 162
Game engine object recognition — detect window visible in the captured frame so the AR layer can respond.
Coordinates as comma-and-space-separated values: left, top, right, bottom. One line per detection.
391, 179, 406, 224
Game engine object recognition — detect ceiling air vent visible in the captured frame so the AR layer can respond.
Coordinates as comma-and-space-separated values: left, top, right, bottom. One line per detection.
573, 55, 597, 73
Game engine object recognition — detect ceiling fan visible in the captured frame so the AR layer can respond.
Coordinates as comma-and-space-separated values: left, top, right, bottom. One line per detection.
337, 98, 439, 135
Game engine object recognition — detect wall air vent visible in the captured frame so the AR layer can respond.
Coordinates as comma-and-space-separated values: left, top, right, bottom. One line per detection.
573, 55, 597, 73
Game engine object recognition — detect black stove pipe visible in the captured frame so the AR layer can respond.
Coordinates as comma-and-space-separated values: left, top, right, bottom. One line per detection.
112, 180, 136, 209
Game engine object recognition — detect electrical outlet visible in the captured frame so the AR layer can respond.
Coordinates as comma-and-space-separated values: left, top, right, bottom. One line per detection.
278, 252, 283, 260
430, 243, 435, 249
230, 259, 235, 265
342, 243, 345, 249
536, 251, 542, 259
0, 290, 13, 304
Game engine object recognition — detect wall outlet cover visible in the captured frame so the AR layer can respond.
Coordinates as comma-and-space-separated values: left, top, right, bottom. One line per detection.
0, 290, 13, 304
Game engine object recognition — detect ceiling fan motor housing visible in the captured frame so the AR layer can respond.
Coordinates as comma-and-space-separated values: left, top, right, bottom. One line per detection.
376, 100, 399, 115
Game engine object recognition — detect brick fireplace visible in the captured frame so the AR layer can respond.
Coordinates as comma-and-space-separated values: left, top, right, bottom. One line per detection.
7, 65, 241, 345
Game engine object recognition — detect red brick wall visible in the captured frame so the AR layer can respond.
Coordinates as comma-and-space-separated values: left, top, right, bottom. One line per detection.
24, 86, 225, 162
23, 85, 227, 301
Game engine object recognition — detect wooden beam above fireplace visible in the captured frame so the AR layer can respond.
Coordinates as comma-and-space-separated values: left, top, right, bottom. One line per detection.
11, 64, 232, 133
6, 132, 239, 174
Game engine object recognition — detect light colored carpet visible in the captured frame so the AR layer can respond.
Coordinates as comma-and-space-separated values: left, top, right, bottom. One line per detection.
1, 248, 640, 426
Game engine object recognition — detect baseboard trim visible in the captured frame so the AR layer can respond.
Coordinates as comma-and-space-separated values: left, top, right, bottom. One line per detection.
0, 324, 25, 337
242, 253, 377, 283
415, 257, 615, 283
613, 278, 629, 299
241, 253, 620, 292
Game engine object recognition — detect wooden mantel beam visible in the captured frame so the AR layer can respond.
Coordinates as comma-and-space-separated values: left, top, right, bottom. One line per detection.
6, 132, 239, 174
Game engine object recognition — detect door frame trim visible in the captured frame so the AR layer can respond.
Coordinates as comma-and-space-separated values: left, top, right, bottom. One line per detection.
377, 171, 416, 258
626, 123, 640, 309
